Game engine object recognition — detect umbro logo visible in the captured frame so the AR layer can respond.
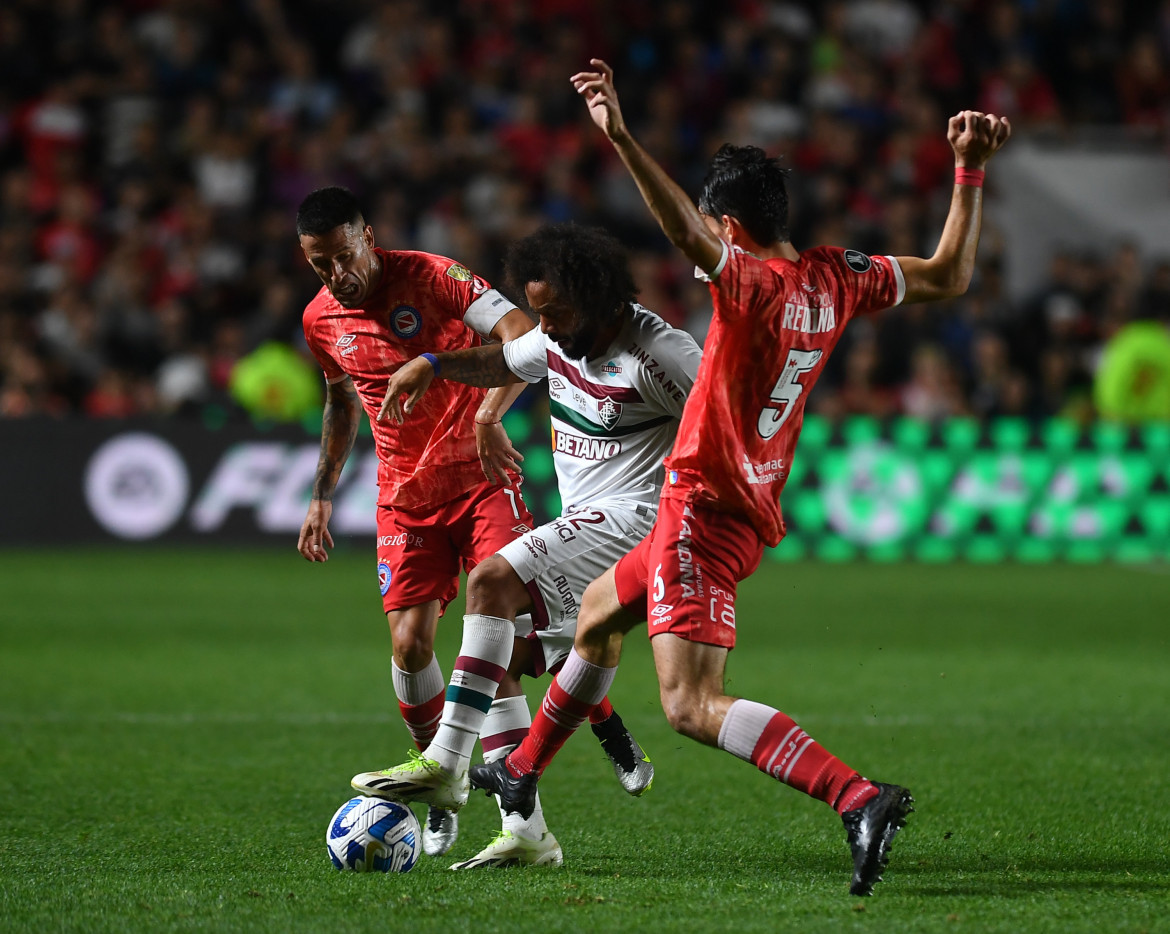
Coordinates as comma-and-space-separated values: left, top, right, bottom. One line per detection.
336, 333, 359, 356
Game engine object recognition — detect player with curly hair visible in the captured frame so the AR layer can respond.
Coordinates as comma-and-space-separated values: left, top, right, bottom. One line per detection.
351, 222, 702, 868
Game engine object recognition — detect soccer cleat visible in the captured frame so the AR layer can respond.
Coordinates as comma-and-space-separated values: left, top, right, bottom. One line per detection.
449, 830, 563, 870
468, 757, 539, 820
591, 714, 654, 796
351, 749, 470, 810
841, 781, 914, 896
422, 806, 458, 857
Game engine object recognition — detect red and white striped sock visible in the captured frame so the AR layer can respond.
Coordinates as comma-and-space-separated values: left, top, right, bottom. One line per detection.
507, 649, 615, 777
718, 699, 877, 814
392, 656, 446, 750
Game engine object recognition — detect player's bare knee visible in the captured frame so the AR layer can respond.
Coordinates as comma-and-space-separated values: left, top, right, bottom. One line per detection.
388, 623, 433, 671
576, 610, 618, 658
659, 690, 701, 739
659, 685, 718, 744
466, 555, 527, 619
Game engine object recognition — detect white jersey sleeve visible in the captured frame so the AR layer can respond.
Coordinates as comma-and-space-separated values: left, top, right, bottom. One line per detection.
632, 317, 703, 418
502, 325, 549, 383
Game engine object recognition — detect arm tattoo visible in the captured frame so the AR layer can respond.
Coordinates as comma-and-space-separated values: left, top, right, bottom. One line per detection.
312, 378, 360, 501
437, 344, 516, 387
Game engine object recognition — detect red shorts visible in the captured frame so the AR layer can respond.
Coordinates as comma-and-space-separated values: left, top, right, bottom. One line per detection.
613, 496, 764, 649
375, 479, 534, 614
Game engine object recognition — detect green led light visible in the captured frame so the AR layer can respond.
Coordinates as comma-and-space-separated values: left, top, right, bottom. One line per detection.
799, 414, 831, 450
1041, 417, 1080, 453
965, 536, 1006, 563
1066, 540, 1107, 563
788, 491, 826, 532
525, 446, 555, 484
542, 490, 562, 520
990, 417, 1030, 451
771, 534, 806, 562
502, 411, 533, 442
815, 535, 857, 563
914, 536, 956, 563
867, 541, 905, 562
942, 417, 981, 451
841, 415, 880, 445
1015, 537, 1057, 562
891, 417, 931, 451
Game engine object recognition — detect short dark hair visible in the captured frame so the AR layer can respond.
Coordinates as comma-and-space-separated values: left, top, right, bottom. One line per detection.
505, 223, 637, 323
697, 144, 790, 246
295, 186, 365, 237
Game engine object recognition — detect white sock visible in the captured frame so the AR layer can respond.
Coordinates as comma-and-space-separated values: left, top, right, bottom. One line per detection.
555, 648, 616, 707
717, 699, 776, 763
391, 656, 445, 748
428, 614, 513, 773
482, 695, 548, 839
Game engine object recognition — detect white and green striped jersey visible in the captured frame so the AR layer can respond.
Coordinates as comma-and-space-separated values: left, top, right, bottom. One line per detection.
503, 305, 702, 513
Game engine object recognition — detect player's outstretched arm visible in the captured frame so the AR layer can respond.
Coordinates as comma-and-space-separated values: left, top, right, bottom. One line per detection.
896, 111, 1011, 305
474, 381, 527, 485
571, 59, 725, 275
377, 344, 521, 424
298, 376, 360, 563
477, 307, 535, 484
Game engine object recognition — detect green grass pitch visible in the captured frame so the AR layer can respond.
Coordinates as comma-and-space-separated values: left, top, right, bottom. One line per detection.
1, 548, 1168, 933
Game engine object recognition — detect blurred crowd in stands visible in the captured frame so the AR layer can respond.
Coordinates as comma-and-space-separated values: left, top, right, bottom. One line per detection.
1, 0, 1169, 423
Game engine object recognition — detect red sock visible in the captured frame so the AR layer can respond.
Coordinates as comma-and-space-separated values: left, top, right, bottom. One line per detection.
398, 693, 445, 750
506, 676, 598, 777
588, 695, 615, 725
750, 711, 877, 813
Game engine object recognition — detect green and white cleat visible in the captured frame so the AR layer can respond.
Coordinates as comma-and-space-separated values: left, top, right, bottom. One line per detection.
449, 830, 563, 870
422, 806, 459, 857
351, 750, 469, 810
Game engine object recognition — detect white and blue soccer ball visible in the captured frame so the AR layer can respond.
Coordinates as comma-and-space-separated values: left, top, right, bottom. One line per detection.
326, 796, 421, 873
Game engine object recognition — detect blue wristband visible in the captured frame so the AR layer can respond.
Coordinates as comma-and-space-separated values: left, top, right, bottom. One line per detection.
420, 353, 441, 375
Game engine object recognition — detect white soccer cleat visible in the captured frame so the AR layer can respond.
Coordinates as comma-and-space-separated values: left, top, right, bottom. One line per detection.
422, 806, 459, 857
448, 830, 563, 870
351, 750, 470, 811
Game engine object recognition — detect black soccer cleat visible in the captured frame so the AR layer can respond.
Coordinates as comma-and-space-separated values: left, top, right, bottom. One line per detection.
468, 758, 539, 820
841, 781, 914, 896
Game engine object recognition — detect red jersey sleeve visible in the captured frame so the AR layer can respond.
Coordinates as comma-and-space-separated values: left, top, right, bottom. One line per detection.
425, 257, 513, 338
816, 247, 905, 318
302, 292, 346, 381
707, 244, 787, 321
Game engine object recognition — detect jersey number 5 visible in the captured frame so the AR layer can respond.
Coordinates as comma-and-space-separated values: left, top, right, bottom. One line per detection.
758, 349, 823, 439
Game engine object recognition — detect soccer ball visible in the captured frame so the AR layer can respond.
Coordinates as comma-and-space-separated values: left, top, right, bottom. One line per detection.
326, 796, 421, 873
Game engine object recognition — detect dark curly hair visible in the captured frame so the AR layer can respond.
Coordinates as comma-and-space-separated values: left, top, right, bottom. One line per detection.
295, 186, 365, 237
505, 223, 637, 325
698, 144, 790, 246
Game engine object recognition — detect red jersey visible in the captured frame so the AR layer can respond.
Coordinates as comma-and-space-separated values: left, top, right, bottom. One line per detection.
303, 248, 519, 510
664, 244, 905, 546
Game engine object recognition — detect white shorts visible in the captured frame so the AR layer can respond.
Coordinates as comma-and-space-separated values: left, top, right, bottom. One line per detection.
498, 500, 655, 675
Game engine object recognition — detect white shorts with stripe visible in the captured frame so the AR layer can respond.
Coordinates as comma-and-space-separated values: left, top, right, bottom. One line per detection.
497, 499, 655, 675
